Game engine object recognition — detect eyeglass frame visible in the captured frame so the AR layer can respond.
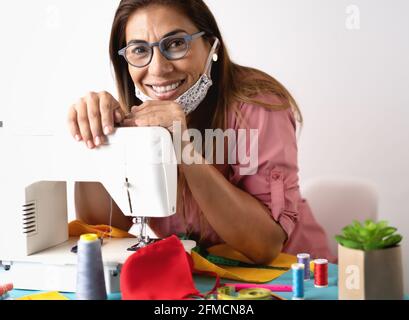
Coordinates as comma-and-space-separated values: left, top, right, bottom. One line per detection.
118, 31, 206, 68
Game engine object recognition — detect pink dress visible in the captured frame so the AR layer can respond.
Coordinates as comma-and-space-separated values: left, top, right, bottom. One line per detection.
150, 94, 336, 263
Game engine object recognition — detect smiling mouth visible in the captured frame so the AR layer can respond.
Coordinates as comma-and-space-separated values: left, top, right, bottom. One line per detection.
145, 79, 186, 100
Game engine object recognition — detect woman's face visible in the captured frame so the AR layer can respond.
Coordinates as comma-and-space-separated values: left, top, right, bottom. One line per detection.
125, 5, 211, 101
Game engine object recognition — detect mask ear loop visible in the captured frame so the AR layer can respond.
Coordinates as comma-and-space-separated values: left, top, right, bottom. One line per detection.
204, 37, 220, 77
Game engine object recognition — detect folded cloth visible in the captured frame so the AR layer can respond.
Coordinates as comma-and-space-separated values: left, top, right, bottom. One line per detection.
191, 245, 296, 283
68, 220, 135, 239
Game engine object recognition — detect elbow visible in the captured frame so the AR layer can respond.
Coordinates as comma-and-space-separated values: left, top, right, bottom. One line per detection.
249, 222, 287, 265
248, 241, 283, 265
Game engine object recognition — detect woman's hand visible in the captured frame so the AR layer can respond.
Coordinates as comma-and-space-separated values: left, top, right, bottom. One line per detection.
67, 91, 126, 149
122, 100, 188, 134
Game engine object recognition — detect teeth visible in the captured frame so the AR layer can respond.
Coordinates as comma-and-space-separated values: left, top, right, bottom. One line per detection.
152, 81, 182, 94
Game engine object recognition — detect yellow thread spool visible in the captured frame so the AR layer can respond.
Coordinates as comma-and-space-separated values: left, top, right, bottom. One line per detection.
76, 233, 107, 300
310, 260, 315, 273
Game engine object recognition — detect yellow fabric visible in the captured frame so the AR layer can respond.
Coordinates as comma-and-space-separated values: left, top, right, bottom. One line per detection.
192, 244, 297, 283
68, 220, 135, 239
18, 291, 69, 300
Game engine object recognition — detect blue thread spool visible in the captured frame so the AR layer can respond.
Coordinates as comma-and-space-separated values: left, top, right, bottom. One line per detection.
76, 234, 107, 300
292, 263, 305, 300
297, 253, 311, 281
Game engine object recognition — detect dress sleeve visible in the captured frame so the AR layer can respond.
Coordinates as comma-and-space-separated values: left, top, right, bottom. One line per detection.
228, 95, 301, 239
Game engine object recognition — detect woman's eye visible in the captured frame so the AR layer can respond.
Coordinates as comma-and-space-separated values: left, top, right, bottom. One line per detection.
132, 46, 148, 55
167, 39, 185, 49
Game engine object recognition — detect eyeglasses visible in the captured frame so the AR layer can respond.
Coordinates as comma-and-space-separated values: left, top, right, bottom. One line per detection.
118, 31, 206, 68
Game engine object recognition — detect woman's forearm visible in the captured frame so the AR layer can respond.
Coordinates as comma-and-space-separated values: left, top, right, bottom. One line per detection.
180, 148, 286, 264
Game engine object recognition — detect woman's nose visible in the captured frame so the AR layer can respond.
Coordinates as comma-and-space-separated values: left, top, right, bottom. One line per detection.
148, 47, 175, 76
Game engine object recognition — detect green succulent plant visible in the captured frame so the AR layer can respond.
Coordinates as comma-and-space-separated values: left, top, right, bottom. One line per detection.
335, 220, 403, 251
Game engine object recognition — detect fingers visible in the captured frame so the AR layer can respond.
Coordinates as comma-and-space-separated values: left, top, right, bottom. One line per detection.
86, 93, 104, 147
136, 112, 169, 128
130, 105, 140, 114
114, 108, 126, 124
130, 101, 166, 116
122, 110, 163, 128
130, 104, 164, 118
121, 118, 136, 127
128, 101, 186, 133
76, 98, 95, 149
68, 96, 184, 149
100, 91, 127, 132
67, 106, 82, 142
99, 92, 115, 135
69, 91, 122, 149
132, 100, 168, 113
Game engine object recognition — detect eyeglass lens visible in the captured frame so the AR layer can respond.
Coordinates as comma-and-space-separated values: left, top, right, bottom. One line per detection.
126, 35, 189, 67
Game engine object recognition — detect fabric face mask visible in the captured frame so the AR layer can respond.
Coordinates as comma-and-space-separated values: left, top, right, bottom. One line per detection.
120, 235, 201, 300
135, 38, 220, 116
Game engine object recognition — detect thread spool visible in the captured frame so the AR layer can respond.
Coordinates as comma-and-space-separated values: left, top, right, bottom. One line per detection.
217, 286, 272, 300
314, 259, 329, 288
0, 283, 13, 300
291, 263, 305, 300
76, 234, 107, 300
0, 283, 13, 296
297, 253, 311, 281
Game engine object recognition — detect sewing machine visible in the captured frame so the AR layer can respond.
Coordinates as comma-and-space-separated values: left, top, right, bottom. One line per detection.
0, 123, 195, 293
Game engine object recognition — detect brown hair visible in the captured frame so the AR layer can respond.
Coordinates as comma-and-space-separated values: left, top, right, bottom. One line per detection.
109, 0, 302, 242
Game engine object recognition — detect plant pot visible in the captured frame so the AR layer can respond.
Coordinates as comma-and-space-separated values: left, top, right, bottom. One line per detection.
338, 244, 404, 300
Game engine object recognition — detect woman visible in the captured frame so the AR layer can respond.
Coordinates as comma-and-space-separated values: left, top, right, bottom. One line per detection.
67, 0, 335, 264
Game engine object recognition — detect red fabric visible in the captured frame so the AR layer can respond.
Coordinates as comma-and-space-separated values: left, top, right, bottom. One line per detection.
186, 253, 222, 296
120, 235, 201, 300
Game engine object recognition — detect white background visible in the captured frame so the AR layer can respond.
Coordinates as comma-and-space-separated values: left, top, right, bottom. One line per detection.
0, 1, 408, 293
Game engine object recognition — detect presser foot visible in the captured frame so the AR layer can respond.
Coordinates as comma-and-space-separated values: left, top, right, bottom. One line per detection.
127, 237, 158, 252
128, 217, 159, 251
